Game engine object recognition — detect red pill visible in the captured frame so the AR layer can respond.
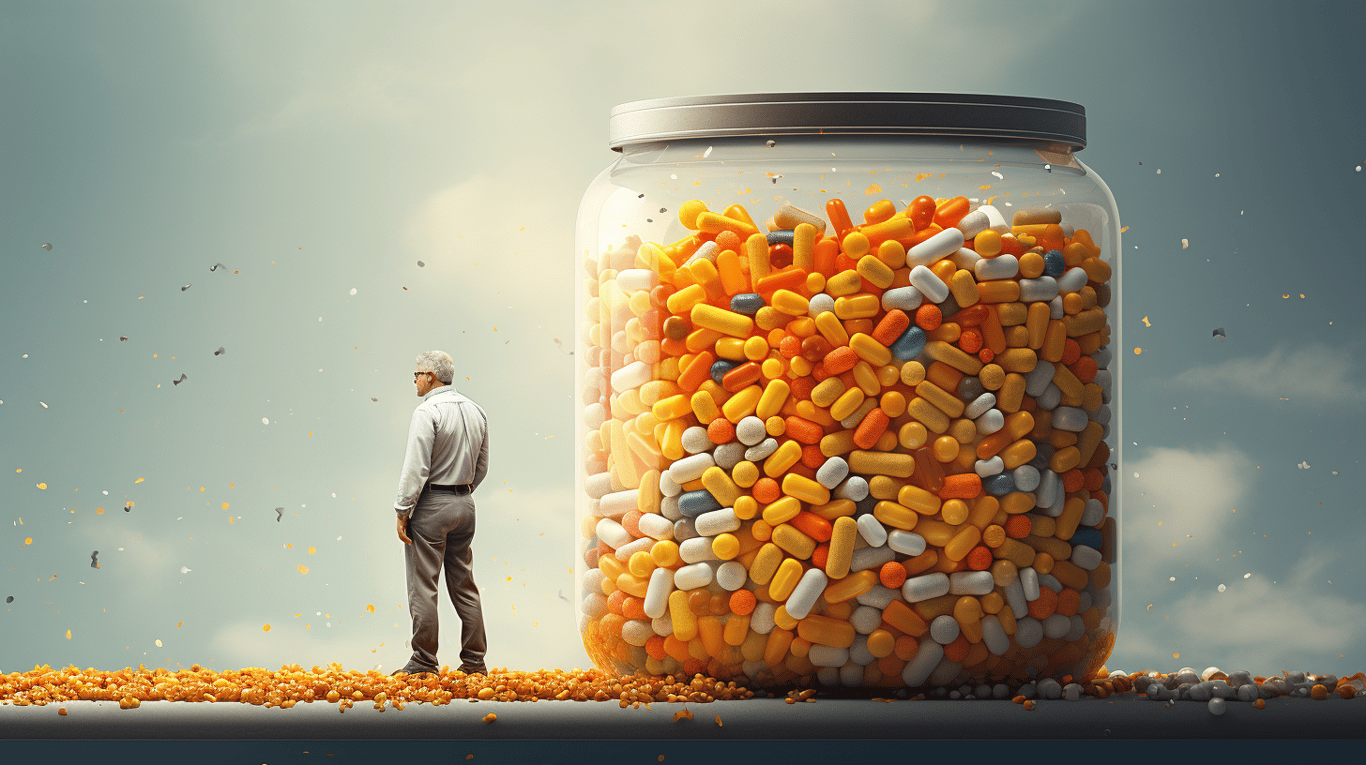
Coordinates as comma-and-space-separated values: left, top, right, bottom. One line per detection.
802, 335, 832, 362
707, 418, 736, 444
954, 304, 990, 327
852, 408, 891, 450
769, 243, 793, 269
1061, 338, 1082, 366
957, 328, 983, 354
823, 346, 859, 375
790, 511, 833, 543
801, 443, 826, 469
915, 304, 942, 331
784, 416, 824, 445
872, 309, 910, 346
908, 196, 936, 231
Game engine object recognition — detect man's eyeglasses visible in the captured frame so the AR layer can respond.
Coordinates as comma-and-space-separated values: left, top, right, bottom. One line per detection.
414, 371, 432, 381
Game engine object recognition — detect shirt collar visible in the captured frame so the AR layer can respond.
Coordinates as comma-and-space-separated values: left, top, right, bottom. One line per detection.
422, 384, 455, 402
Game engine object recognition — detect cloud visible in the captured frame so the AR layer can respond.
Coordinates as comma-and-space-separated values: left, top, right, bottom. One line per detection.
1170, 344, 1366, 406
1122, 443, 1254, 564
231, 60, 438, 140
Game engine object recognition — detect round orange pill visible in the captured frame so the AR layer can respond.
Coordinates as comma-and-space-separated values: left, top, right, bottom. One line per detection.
879, 561, 907, 589
752, 477, 781, 504
707, 418, 736, 444
1027, 587, 1058, 620
966, 545, 994, 571
957, 328, 983, 354
915, 304, 942, 331
729, 589, 756, 616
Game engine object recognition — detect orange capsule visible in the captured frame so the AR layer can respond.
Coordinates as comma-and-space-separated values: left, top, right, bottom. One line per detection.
908, 196, 937, 231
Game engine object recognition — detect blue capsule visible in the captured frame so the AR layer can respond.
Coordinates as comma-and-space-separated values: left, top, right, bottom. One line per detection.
730, 293, 766, 315
710, 359, 739, 385
890, 326, 927, 360
678, 490, 721, 518
766, 230, 795, 246
983, 473, 1016, 496
1070, 527, 1103, 551
1043, 250, 1066, 276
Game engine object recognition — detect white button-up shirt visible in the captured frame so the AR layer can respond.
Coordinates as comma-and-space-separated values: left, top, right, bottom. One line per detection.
393, 385, 489, 516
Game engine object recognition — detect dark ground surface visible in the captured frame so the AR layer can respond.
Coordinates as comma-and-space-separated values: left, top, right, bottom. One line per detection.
2, 694, 1361, 763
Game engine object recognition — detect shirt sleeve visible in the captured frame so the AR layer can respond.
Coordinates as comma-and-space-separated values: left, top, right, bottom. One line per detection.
472, 407, 490, 492
394, 404, 436, 514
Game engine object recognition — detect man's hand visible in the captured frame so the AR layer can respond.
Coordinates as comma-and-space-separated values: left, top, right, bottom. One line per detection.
397, 514, 413, 545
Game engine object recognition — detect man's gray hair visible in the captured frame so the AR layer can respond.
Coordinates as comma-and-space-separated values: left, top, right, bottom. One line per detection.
415, 350, 455, 385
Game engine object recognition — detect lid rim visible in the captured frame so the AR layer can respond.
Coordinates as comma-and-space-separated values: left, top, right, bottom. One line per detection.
608, 92, 1087, 152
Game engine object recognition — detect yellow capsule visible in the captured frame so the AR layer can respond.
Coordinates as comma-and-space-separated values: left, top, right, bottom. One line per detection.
815, 311, 850, 346
823, 569, 878, 604
996, 348, 1037, 374
690, 390, 720, 424
772, 289, 810, 316
691, 304, 754, 338
755, 379, 791, 419
782, 474, 831, 506
701, 466, 741, 506
696, 211, 758, 237
954, 596, 984, 643
763, 439, 803, 477
829, 387, 866, 421
835, 295, 881, 320
762, 496, 802, 526
721, 384, 763, 422
811, 377, 847, 408
856, 255, 895, 289
669, 590, 698, 640
897, 484, 942, 515
999, 438, 1038, 470
651, 394, 691, 422
773, 606, 800, 632
798, 614, 857, 649
616, 572, 649, 598
848, 333, 891, 366
852, 361, 881, 396
873, 500, 919, 531
950, 269, 980, 308
792, 223, 817, 272
825, 516, 858, 579
810, 498, 857, 521
665, 283, 708, 314
769, 558, 805, 600
944, 524, 981, 562
847, 450, 915, 478
921, 340, 984, 375
914, 520, 955, 548
825, 270, 863, 297
749, 543, 784, 585
864, 199, 896, 224
1056, 497, 1087, 541
906, 397, 950, 434
771, 523, 817, 560
678, 200, 709, 229
915, 380, 966, 418
714, 337, 747, 361
820, 430, 857, 457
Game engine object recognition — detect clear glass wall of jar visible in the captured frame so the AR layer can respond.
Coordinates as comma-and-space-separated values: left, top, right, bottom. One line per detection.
575, 94, 1120, 691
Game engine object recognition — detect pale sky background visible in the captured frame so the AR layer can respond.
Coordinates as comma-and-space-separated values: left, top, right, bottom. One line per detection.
2, 0, 1364, 679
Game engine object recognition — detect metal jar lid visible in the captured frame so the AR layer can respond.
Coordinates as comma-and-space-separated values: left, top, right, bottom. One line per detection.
608, 92, 1085, 152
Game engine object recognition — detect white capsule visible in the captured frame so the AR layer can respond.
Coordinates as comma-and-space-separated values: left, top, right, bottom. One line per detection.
615, 269, 658, 292
808, 645, 849, 668
681, 427, 712, 454
614, 537, 653, 562
1012, 465, 1041, 492
1019, 276, 1058, 303
903, 572, 951, 602
736, 416, 767, 446
660, 496, 682, 522
1080, 498, 1105, 527
857, 514, 888, 547
949, 246, 983, 272
1020, 566, 1041, 601
980, 204, 1009, 233
716, 561, 748, 591
976, 408, 1005, 435
908, 265, 949, 303
683, 240, 718, 266
1051, 406, 1089, 432
582, 591, 609, 619
750, 602, 777, 634
981, 615, 1010, 655
775, 204, 827, 234
881, 285, 924, 312
955, 209, 990, 239
849, 635, 875, 666
886, 530, 926, 556
834, 476, 870, 502
1043, 613, 1071, 639
651, 614, 674, 638
975, 457, 1005, 477
1049, 296, 1065, 319
1014, 617, 1044, 649
850, 605, 883, 635
1089, 405, 1112, 425
673, 562, 713, 590
599, 490, 639, 519
1004, 578, 1028, 619
929, 614, 961, 644
784, 568, 828, 619
816, 457, 850, 489
585, 471, 614, 500
637, 512, 674, 541
907, 227, 965, 268
902, 638, 944, 687
695, 508, 741, 536
679, 537, 720, 564
659, 472, 682, 498
964, 392, 996, 419
1037, 573, 1062, 595
643, 567, 673, 618
611, 361, 651, 392
974, 254, 1018, 281
1024, 361, 1055, 396
667, 452, 715, 483
850, 545, 896, 572
1071, 545, 1102, 571
856, 584, 899, 609
596, 518, 633, 549
948, 571, 995, 596
583, 402, 607, 430
1035, 383, 1062, 411
808, 292, 836, 318
1057, 267, 1088, 294
744, 437, 779, 462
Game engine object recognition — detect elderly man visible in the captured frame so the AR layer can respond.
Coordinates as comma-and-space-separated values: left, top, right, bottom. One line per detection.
391, 350, 489, 677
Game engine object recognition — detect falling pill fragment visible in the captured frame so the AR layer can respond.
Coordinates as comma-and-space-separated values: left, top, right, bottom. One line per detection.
173, 374, 187, 386
262, 417, 269, 425
350, 288, 357, 295
209, 263, 228, 272
1181, 239, 1189, 249
5, 596, 12, 603
180, 566, 190, 574
90, 551, 99, 569
1212, 328, 1226, 341
275, 507, 284, 521
214, 347, 226, 356
42, 243, 52, 251
120, 337, 128, 341
417, 260, 425, 267
181, 284, 192, 291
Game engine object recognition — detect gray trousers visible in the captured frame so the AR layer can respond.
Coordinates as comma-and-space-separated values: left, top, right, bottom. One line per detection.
403, 488, 487, 672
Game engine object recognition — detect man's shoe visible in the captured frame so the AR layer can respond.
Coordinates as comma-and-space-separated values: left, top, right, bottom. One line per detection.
391, 663, 438, 677
458, 664, 487, 676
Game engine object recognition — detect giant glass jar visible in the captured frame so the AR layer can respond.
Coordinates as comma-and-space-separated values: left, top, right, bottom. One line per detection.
574, 93, 1120, 691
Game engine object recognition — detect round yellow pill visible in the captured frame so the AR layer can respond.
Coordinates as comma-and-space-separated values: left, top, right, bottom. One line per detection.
766, 416, 787, 437
679, 200, 709, 229
1018, 251, 1045, 279
744, 336, 770, 361
941, 499, 970, 526
842, 231, 870, 258
732, 462, 760, 490
805, 272, 826, 294
712, 533, 740, 560
629, 550, 656, 578
650, 540, 680, 568
932, 435, 960, 462
899, 421, 929, 450
974, 230, 1002, 257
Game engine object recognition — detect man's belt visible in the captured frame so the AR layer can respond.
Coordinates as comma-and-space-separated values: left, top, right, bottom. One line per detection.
427, 483, 473, 495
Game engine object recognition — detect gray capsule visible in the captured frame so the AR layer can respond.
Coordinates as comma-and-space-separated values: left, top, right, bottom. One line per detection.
713, 442, 746, 470
964, 392, 996, 419
816, 457, 849, 489
849, 545, 896, 573
834, 476, 870, 502
957, 376, 986, 402
1051, 406, 1089, 432
672, 518, 699, 542
744, 438, 779, 462
1024, 361, 1055, 397
1011, 465, 1040, 492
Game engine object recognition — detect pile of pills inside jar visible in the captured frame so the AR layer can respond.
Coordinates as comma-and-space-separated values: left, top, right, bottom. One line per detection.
580, 193, 1116, 689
